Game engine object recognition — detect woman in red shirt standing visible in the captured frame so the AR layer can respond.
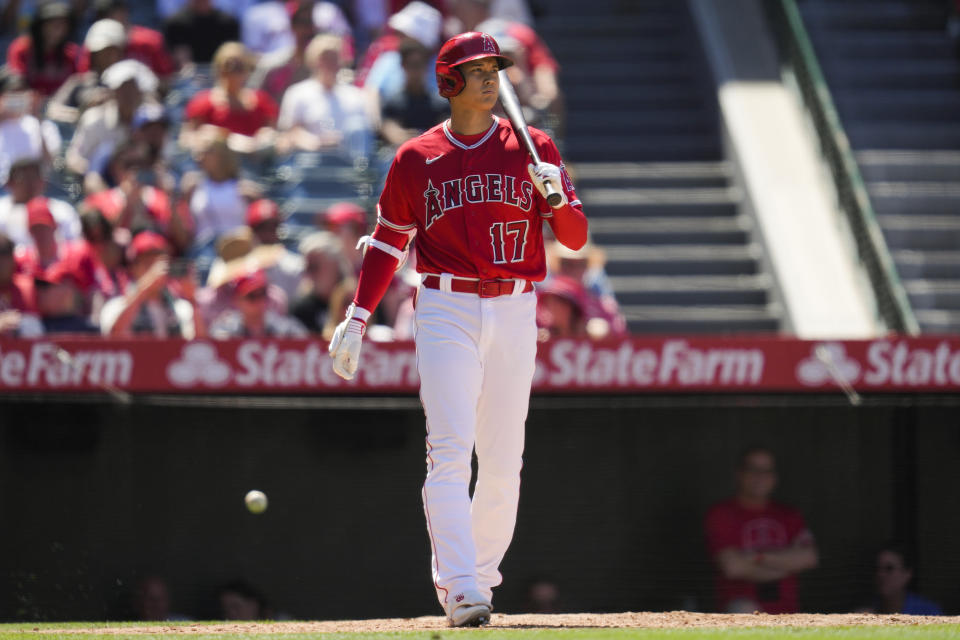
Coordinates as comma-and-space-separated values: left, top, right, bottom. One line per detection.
180, 41, 278, 155
6, 0, 80, 97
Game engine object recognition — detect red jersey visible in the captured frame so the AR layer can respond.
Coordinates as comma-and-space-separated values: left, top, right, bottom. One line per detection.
704, 499, 814, 614
0, 274, 37, 313
184, 89, 278, 136
84, 186, 172, 233
376, 115, 581, 282
6, 36, 80, 96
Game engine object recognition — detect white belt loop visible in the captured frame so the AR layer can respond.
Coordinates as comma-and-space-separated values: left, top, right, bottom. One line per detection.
439, 273, 454, 293
511, 279, 525, 296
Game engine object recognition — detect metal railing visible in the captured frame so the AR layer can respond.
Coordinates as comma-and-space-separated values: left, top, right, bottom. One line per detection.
764, 0, 920, 335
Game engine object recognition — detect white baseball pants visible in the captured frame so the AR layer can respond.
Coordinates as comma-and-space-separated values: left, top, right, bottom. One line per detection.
413, 285, 538, 609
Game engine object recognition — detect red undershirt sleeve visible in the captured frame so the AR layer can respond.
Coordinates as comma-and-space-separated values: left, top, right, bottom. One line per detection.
352, 224, 412, 312
547, 204, 588, 250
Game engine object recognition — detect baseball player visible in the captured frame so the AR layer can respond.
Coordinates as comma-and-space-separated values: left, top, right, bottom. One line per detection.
329, 31, 587, 626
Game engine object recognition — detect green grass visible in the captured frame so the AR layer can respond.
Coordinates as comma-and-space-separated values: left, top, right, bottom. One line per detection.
2, 623, 959, 640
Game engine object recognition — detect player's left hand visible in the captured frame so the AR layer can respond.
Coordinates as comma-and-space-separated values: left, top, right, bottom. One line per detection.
527, 162, 568, 209
328, 305, 368, 380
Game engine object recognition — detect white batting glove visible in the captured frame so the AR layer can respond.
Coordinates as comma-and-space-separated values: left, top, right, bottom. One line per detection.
328, 303, 371, 380
527, 162, 568, 208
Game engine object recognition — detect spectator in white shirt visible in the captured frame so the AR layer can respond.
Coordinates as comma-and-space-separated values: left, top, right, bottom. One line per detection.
277, 33, 375, 161
182, 134, 258, 257
0, 67, 61, 184
0, 157, 80, 248
65, 58, 158, 194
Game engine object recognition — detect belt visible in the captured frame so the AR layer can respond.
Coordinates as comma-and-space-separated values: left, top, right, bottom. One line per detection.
421, 275, 534, 298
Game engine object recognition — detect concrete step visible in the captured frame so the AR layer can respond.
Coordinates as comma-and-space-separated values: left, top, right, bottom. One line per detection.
565, 109, 717, 135
878, 215, 960, 251
857, 151, 960, 182
621, 304, 781, 334
543, 0, 678, 16
915, 308, 960, 333
571, 162, 731, 189
846, 122, 960, 150
560, 60, 699, 84
589, 216, 750, 245
609, 274, 772, 306
603, 244, 761, 276
538, 15, 685, 37
893, 250, 960, 279
565, 135, 723, 162
869, 182, 960, 214
905, 279, 960, 310
801, 2, 946, 31
553, 38, 696, 63
834, 89, 960, 119
565, 85, 706, 111
823, 58, 960, 90
811, 32, 954, 59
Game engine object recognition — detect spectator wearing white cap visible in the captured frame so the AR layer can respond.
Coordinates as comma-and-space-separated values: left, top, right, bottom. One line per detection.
277, 33, 375, 161
89, 0, 176, 80
65, 58, 159, 194
356, 1, 441, 97
47, 18, 126, 124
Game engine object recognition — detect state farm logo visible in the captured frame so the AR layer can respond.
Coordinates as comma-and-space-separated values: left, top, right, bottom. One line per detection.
796, 343, 861, 387
166, 342, 231, 388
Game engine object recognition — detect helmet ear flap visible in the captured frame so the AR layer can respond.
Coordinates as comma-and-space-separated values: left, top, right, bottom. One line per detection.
436, 65, 465, 98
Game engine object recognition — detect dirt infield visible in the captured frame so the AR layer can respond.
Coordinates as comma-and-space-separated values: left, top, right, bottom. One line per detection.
34, 611, 960, 634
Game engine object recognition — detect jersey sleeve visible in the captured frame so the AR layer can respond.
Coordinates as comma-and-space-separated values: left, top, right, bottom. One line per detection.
183, 92, 210, 122
375, 151, 417, 233
535, 134, 582, 215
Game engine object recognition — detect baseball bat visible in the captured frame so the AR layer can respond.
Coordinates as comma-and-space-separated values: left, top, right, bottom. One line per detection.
498, 69, 563, 207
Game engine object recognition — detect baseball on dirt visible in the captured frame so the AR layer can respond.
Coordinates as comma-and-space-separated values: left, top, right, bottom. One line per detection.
244, 490, 268, 514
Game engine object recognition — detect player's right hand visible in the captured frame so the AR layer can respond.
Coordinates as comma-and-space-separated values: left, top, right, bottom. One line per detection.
328, 305, 369, 380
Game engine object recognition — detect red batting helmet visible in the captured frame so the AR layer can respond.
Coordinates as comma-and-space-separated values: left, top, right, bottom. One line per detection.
435, 31, 513, 98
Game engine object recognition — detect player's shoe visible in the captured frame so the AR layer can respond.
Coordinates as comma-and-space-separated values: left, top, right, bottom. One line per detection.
446, 590, 492, 627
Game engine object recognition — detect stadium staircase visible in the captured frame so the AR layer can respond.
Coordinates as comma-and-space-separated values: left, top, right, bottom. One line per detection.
537, 0, 783, 333
798, 0, 960, 332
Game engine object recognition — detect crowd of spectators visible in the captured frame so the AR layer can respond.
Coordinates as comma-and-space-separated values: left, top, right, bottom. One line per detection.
0, 0, 625, 342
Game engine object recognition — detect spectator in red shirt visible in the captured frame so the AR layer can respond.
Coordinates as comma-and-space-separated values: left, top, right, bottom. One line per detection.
84, 139, 191, 252
59, 206, 128, 320
535, 275, 587, 340
321, 201, 367, 275
6, 0, 79, 97
181, 41, 279, 155
704, 447, 819, 614
98, 230, 204, 338
0, 231, 43, 336
14, 197, 63, 277
82, 0, 177, 80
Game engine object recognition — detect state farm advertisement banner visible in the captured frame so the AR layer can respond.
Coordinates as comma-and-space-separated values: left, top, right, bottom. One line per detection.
0, 336, 959, 394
